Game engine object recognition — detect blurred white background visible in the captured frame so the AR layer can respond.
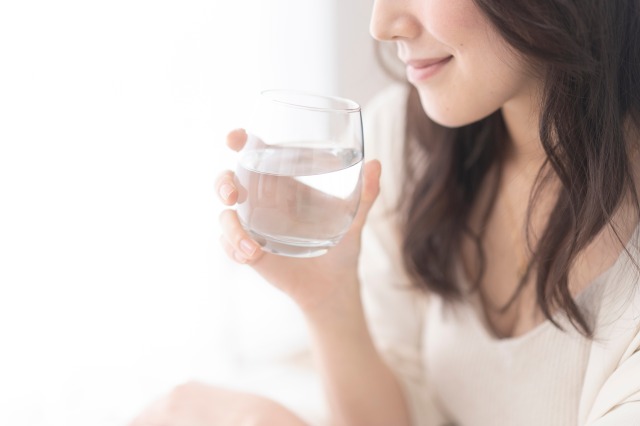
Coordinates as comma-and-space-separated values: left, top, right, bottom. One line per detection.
0, 1, 391, 424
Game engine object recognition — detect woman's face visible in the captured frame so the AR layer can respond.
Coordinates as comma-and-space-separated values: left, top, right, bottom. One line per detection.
370, 0, 539, 128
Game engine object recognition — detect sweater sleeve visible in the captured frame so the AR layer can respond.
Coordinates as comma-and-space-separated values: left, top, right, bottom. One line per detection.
358, 84, 449, 426
587, 336, 640, 425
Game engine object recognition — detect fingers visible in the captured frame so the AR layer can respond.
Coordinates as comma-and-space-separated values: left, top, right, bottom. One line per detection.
215, 170, 238, 205
227, 129, 268, 152
351, 160, 382, 231
217, 129, 244, 207
220, 129, 263, 265
226, 128, 248, 152
219, 209, 263, 264
221, 129, 266, 206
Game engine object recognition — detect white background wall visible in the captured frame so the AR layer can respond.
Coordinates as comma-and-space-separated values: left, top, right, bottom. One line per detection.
0, 1, 392, 425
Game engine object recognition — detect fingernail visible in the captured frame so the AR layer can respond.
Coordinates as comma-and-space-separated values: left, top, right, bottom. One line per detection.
220, 183, 235, 201
240, 239, 257, 257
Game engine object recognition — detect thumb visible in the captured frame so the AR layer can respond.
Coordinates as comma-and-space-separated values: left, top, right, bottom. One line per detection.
351, 159, 382, 231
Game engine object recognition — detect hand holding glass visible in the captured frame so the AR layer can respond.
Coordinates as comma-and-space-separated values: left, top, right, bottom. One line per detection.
235, 90, 364, 257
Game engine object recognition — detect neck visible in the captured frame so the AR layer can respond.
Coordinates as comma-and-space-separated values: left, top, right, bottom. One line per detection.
497, 82, 557, 262
500, 82, 546, 171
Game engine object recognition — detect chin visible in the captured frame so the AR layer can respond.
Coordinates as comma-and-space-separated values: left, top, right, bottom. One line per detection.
417, 91, 492, 129
425, 110, 472, 129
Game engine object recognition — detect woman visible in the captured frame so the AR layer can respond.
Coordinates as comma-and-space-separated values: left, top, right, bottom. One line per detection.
132, 0, 640, 424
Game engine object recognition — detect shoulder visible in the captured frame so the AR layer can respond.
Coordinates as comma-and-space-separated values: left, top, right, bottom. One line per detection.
362, 84, 410, 160
587, 238, 640, 354
362, 83, 410, 120
358, 84, 413, 282
580, 241, 640, 422
359, 83, 410, 213
594, 233, 640, 335
361, 84, 411, 211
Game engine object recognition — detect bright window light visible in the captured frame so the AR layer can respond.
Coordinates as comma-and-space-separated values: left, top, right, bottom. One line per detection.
0, 1, 339, 425
0, 1, 390, 424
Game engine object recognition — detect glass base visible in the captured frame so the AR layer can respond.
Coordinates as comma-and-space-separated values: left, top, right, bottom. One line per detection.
246, 229, 337, 258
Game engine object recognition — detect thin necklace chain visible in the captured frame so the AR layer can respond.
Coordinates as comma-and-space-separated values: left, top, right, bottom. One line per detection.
499, 159, 543, 283
500, 186, 531, 282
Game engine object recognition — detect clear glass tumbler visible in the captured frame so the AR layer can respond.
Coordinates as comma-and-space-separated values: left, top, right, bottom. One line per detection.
235, 90, 364, 258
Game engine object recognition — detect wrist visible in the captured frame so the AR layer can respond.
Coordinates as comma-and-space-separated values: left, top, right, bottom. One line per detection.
297, 274, 363, 323
301, 283, 373, 350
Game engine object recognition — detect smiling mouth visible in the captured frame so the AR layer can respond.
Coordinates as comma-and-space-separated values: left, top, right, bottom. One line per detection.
406, 56, 453, 82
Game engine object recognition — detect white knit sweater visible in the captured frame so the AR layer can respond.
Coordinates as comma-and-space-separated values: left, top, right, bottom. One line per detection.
358, 84, 640, 426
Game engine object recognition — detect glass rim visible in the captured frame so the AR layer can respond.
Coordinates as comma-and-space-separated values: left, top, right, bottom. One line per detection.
259, 89, 361, 113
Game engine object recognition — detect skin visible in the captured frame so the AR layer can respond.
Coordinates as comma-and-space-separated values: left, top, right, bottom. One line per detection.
128, 381, 309, 426
371, 0, 538, 132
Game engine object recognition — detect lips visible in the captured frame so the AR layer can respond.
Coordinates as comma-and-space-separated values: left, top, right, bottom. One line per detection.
405, 56, 453, 82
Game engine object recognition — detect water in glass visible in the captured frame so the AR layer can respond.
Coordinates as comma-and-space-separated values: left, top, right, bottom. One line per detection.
235, 144, 363, 257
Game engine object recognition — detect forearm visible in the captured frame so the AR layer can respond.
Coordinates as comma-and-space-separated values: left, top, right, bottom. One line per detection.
303, 281, 412, 426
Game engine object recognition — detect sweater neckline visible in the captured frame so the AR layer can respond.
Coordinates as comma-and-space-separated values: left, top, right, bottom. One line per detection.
457, 224, 639, 344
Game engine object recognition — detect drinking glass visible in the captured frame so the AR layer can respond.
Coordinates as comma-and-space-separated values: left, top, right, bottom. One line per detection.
234, 89, 364, 258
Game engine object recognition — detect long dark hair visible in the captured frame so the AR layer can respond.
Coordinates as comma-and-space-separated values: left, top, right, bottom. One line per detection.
401, 0, 640, 335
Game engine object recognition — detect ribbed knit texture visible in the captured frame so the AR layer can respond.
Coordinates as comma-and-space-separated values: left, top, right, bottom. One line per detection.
424, 277, 609, 425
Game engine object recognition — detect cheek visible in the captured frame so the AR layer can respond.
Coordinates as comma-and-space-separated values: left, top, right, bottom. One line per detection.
423, 0, 486, 48
418, 51, 531, 128
418, 64, 533, 128
413, 0, 534, 127
418, 9, 530, 126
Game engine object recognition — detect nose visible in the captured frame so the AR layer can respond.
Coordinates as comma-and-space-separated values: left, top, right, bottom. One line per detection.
369, 0, 421, 41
